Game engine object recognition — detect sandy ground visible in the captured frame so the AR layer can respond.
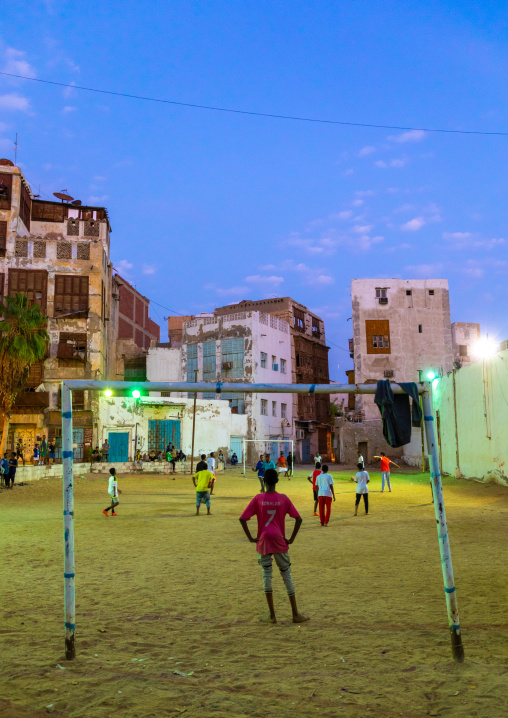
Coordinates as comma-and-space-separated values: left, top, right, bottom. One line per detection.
1, 466, 507, 718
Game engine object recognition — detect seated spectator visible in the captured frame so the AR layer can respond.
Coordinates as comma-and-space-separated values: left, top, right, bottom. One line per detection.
148, 450, 157, 462
230, 452, 238, 465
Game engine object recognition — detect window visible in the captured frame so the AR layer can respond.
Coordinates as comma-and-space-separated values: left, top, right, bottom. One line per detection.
0, 220, 6, 257
57, 332, 87, 364
54, 275, 89, 317
272, 355, 277, 371
222, 392, 244, 415
124, 357, 147, 382
261, 399, 268, 416
20, 183, 31, 231
77, 243, 90, 260
281, 403, 287, 419
312, 317, 321, 336
0, 173, 12, 210
428, 289, 434, 296
33, 241, 46, 258
203, 341, 217, 382
272, 401, 277, 416
15, 240, 28, 258
187, 344, 198, 381
375, 288, 387, 298
31, 201, 66, 222
280, 358, 287, 374
459, 345, 468, 357
8, 269, 48, 312
260, 351, 267, 368
293, 308, 305, 332
418, 324, 423, 333
57, 241, 72, 259
221, 338, 244, 378
406, 289, 412, 296
365, 320, 391, 355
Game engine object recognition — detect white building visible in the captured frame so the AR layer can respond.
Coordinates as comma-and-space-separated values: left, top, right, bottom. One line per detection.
350, 278, 454, 462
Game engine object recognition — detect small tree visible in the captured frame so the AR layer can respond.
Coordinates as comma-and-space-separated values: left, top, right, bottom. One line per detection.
0, 293, 49, 456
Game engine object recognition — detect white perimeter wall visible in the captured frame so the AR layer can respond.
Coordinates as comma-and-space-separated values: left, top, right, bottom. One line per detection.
431, 349, 508, 481
99, 396, 247, 459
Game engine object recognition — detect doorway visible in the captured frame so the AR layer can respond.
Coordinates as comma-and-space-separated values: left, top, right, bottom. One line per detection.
358, 441, 368, 465
108, 432, 129, 462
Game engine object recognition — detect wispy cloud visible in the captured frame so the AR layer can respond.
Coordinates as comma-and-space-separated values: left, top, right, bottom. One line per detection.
405, 263, 444, 277
401, 217, 425, 231
142, 265, 156, 275
316, 274, 334, 285
113, 158, 132, 168
116, 259, 133, 275
203, 283, 249, 296
2, 47, 36, 78
358, 145, 376, 157
87, 194, 109, 204
388, 129, 426, 143
245, 275, 284, 286
62, 106, 76, 113
334, 210, 353, 220
0, 93, 30, 112
375, 158, 406, 169
443, 231, 471, 240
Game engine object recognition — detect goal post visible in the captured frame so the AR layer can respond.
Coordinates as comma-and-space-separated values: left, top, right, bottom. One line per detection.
60, 378, 463, 664
241, 438, 294, 476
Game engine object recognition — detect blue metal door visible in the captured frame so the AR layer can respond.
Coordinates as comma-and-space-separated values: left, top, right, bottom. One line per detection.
73, 428, 84, 461
148, 420, 181, 452
108, 432, 129, 462
230, 437, 243, 462
302, 438, 311, 463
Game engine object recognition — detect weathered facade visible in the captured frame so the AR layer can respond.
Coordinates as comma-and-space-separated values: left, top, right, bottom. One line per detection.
451, 321, 480, 368
349, 278, 454, 463
214, 297, 331, 461
0, 160, 160, 461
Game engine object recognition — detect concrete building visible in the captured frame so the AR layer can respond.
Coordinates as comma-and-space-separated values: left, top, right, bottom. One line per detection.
0, 159, 114, 460
214, 297, 331, 461
349, 278, 454, 463
0, 159, 160, 461
451, 322, 480, 368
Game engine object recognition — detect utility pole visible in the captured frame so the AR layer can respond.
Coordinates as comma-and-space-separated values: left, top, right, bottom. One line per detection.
190, 369, 198, 475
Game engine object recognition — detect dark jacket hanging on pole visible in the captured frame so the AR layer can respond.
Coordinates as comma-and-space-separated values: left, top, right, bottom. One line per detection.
374, 380, 423, 448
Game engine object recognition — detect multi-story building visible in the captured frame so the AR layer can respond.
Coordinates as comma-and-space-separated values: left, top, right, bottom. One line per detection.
214, 298, 331, 461
348, 278, 454, 463
0, 159, 160, 461
451, 322, 480, 367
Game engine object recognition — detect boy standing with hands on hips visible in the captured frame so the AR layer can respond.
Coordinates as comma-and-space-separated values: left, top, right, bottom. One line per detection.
239, 469, 308, 624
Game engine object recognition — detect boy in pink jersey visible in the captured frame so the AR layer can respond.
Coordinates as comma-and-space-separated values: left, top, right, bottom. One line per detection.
239, 469, 309, 624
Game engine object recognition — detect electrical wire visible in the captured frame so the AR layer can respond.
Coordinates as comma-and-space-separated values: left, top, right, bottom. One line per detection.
2, 70, 508, 137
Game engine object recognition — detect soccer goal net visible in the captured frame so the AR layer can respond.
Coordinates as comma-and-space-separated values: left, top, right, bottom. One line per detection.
241, 438, 294, 476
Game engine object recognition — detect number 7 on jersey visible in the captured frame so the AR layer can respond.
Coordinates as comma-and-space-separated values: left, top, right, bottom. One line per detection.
265, 509, 276, 527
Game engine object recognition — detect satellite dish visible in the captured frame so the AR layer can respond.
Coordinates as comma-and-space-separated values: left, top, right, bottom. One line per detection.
53, 192, 74, 202
71, 199, 82, 206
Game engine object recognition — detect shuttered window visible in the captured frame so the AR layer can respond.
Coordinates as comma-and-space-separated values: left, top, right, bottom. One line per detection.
54, 275, 89, 317
0, 220, 6, 257
20, 183, 31, 231
0, 173, 12, 210
26, 361, 44, 388
221, 338, 244, 378
31, 201, 66, 222
365, 320, 391, 355
8, 269, 48, 312
293, 308, 305, 332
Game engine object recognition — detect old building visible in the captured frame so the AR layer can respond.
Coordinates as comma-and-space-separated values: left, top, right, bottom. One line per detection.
0, 160, 160, 461
348, 278, 454, 463
214, 297, 331, 461
451, 322, 480, 368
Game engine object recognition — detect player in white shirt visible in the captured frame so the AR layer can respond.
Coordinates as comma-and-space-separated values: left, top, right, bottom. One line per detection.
207, 452, 217, 494
315, 464, 335, 526
351, 463, 369, 515
103, 467, 120, 517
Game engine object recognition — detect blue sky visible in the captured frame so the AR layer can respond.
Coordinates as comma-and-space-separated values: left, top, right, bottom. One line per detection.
2, 1, 508, 380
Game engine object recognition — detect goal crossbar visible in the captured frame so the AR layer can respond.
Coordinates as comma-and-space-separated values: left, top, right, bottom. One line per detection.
60, 379, 464, 663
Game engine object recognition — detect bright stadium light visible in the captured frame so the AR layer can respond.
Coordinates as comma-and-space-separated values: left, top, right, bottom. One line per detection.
132, 389, 141, 398
104, 389, 113, 397
471, 336, 498, 360
426, 370, 437, 381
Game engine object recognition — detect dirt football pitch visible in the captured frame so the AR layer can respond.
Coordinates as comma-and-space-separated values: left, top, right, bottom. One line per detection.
1, 466, 507, 717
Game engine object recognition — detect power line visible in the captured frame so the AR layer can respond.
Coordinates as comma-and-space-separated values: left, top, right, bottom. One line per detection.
2, 70, 508, 137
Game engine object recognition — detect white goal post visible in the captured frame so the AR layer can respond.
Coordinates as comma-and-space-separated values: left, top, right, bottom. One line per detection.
60, 379, 464, 664
241, 439, 295, 476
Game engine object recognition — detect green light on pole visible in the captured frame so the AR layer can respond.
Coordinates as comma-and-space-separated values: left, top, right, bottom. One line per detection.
426, 370, 437, 381
104, 389, 113, 397
132, 389, 141, 398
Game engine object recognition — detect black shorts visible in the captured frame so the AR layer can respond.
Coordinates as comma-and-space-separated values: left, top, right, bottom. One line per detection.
313, 489, 318, 502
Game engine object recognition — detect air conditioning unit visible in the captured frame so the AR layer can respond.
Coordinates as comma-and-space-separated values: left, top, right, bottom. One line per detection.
222, 361, 233, 370
308, 424, 316, 433
273, 364, 279, 371
378, 297, 388, 305
296, 429, 305, 440
384, 370, 394, 378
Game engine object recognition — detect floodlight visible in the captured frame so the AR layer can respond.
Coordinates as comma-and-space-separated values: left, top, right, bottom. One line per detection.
104, 389, 113, 397
426, 370, 437, 381
132, 389, 141, 398
471, 337, 498, 360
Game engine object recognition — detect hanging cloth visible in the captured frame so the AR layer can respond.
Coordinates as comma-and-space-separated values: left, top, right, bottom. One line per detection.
374, 380, 423, 448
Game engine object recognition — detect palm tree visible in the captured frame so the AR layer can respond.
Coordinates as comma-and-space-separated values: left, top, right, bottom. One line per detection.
0, 293, 49, 456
